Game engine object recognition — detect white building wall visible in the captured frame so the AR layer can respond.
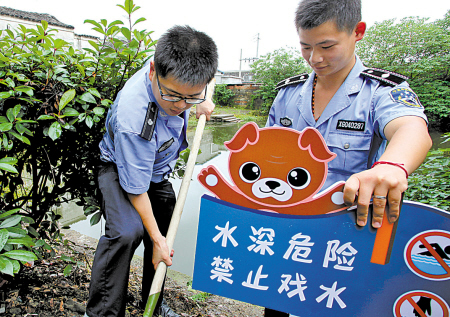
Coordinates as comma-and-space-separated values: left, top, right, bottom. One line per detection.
0, 15, 96, 52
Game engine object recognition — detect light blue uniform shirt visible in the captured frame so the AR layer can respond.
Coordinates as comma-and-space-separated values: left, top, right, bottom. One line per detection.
99, 64, 188, 195
266, 57, 427, 190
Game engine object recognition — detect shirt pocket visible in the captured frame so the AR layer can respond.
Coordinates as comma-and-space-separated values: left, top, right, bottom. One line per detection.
326, 132, 372, 175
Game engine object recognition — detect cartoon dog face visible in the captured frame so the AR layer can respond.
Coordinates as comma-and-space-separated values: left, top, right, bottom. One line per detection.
224, 122, 336, 207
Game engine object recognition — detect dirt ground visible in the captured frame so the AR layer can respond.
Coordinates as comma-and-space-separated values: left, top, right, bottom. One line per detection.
0, 229, 263, 317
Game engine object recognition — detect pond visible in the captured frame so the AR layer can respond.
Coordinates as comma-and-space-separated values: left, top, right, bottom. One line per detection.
60, 121, 448, 277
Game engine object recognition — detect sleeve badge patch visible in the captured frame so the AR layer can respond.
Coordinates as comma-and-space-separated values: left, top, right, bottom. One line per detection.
389, 88, 423, 108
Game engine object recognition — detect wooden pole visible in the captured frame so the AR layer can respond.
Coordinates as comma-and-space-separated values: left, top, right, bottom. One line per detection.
144, 79, 215, 317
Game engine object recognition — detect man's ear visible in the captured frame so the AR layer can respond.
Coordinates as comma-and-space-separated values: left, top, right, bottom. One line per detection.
354, 22, 366, 42
149, 61, 155, 81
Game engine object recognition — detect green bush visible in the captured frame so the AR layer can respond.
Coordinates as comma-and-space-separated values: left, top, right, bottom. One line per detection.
405, 133, 450, 210
213, 84, 236, 107
357, 13, 450, 130
0, 0, 155, 269
250, 47, 310, 114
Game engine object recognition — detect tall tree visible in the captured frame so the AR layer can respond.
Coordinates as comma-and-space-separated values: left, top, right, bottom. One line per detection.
357, 12, 450, 130
250, 47, 310, 114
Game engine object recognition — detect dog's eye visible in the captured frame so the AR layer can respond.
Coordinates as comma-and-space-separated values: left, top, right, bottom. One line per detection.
239, 162, 261, 183
287, 168, 311, 189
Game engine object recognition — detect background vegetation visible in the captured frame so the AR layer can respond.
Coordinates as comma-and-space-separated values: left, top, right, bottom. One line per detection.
250, 47, 311, 114
357, 12, 450, 131
0, 0, 155, 276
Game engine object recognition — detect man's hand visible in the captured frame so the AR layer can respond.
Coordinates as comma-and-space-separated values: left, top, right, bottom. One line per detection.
343, 164, 408, 228
343, 116, 431, 228
151, 235, 174, 270
195, 99, 215, 121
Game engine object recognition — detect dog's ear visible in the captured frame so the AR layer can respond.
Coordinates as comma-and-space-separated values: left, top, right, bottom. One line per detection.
225, 122, 259, 152
299, 128, 336, 162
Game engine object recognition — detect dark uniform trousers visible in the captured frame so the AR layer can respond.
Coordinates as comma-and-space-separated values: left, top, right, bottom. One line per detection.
86, 163, 176, 317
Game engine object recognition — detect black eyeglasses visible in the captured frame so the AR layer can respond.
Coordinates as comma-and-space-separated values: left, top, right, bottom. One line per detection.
156, 74, 207, 104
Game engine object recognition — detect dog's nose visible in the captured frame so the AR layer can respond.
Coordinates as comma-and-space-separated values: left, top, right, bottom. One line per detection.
266, 181, 280, 190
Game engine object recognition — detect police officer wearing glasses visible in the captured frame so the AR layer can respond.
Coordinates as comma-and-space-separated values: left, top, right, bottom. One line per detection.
85, 25, 218, 317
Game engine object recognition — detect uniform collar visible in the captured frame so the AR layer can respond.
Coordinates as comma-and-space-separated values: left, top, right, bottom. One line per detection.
308, 56, 365, 127
344, 56, 365, 96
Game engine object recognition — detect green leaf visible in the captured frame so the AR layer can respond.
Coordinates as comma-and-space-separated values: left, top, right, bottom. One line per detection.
41, 20, 48, 30
7, 237, 34, 247
108, 20, 124, 28
0, 209, 20, 220
15, 119, 37, 124
0, 215, 22, 228
0, 122, 13, 132
5, 78, 15, 88
63, 264, 73, 277
101, 99, 112, 107
11, 259, 20, 274
15, 122, 25, 134
80, 92, 97, 104
61, 255, 74, 262
62, 107, 80, 117
75, 64, 85, 77
93, 107, 105, 116
84, 19, 103, 29
48, 121, 62, 140
0, 91, 12, 99
0, 157, 17, 165
90, 211, 102, 226
85, 115, 94, 128
0, 229, 9, 252
0, 163, 18, 173
5, 227, 27, 238
5, 29, 14, 38
0, 256, 14, 276
6, 108, 14, 122
88, 88, 101, 99
59, 89, 76, 111
2, 250, 37, 262
27, 227, 39, 238
121, 27, 131, 41
133, 17, 146, 27
34, 239, 44, 247
13, 104, 21, 117
88, 40, 100, 51
37, 115, 55, 120
9, 131, 30, 145
15, 86, 34, 96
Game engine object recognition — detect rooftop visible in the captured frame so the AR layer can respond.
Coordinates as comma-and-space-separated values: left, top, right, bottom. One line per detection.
0, 6, 74, 29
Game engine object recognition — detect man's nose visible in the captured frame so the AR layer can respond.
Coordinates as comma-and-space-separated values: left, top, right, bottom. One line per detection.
309, 49, 323, 64
173, 99, 188, 109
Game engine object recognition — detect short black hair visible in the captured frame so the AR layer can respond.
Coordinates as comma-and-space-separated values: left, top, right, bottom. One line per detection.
295, 0, 361, 34
154, 25, 218, 86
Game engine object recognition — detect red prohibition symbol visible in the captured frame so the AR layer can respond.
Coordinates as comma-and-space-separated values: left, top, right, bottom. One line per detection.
394, 290, 449, 317
404, 230, 450, 281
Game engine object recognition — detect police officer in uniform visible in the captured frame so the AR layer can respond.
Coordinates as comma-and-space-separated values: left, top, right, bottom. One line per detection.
265, 0, 432, 316
85, 25, 218, 317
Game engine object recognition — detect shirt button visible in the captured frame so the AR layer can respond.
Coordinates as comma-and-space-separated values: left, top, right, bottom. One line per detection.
344, 143, 350, 149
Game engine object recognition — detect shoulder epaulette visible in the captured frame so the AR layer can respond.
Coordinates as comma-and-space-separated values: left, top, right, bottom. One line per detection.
361, 68, 409, 87
276, 73, 309, 90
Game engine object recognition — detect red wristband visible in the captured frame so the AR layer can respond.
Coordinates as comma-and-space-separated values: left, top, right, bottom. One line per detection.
371, 161, 409, 178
